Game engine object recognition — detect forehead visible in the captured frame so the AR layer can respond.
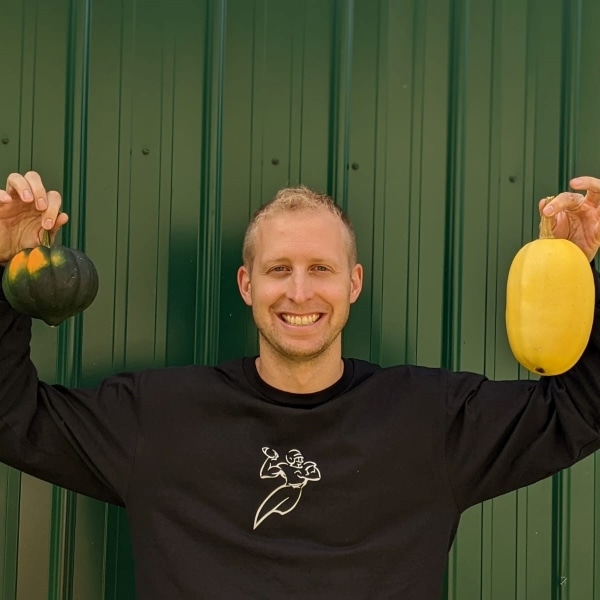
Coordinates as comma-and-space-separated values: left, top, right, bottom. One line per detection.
253, 209, 349, 261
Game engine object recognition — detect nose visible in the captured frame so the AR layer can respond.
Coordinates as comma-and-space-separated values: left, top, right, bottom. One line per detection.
286, 271, 314, 304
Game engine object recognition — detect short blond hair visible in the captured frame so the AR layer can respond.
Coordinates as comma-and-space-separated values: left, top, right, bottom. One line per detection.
242, 186, 357, 268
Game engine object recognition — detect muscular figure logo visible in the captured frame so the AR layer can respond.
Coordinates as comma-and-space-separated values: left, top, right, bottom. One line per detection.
253, 447, 321, 530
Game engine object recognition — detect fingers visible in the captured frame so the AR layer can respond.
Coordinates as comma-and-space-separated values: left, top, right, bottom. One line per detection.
3, 172, 67, 230
5, 173, 33, 202
54, 211, 69, 230
538, 177, 600, 217
50, 212, 69, 244
570, 176, 600, 196
6, 171, 48, 209
44, 190, 65, 230
541, 192, 584, 216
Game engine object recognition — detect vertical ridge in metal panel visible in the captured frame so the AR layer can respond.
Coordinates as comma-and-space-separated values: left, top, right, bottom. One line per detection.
488, 27, 510, 582
486, 0, 531, 596
559, 0, 582, 186
48, 0, 94, 595
195, 0, 226, 366
595, 454, 600, 597
406, 0, 425, 366
328, 0, 353, 207
369, 0, 388, 366
19, 0, 37, 168
442, 0, 466, 376
378, 0, 417, 368
288, 0, 305, 185
248, 0, 267, 219
165, 0, 206, 366
443, 0, 472, 596
554, 3, 583, 599
112, 0, 135, 372
0, 2, 25, 598
0, 467, 20, 599
15, 0, 67, 594
484, 0, 501, 384
154, 5, 176, 366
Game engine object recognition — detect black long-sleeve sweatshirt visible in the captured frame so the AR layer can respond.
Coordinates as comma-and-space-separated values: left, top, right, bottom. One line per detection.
1, 268, 600, 599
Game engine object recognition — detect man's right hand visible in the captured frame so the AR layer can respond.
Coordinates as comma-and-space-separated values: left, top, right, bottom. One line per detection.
0, 171, 69, 265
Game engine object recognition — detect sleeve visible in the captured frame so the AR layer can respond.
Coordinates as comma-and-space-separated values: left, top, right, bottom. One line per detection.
0, 270, 140, 506
445, 265, 600, 512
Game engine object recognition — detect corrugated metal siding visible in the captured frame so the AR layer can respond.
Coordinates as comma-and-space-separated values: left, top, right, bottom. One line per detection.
0, 0, 599, 597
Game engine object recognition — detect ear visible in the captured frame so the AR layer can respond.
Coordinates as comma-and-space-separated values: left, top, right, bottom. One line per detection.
237, 266, 253, 306
349, 263, 363, 304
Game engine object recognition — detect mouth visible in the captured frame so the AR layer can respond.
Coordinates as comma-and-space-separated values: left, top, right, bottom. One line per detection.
279, 313, 322, 327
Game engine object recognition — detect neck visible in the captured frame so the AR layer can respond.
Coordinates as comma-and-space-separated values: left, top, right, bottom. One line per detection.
256, 344, 344, 394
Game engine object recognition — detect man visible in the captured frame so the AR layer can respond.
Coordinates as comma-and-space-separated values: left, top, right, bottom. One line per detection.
1, 171, 600, 599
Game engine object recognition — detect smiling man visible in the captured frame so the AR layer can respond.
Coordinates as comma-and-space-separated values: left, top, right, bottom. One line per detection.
1, 172, 600, 599
237, 187, 363, 393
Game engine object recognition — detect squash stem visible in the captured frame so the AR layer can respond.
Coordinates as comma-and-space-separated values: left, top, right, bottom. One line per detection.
42, 229, 51, 248
539, 215, 554, 240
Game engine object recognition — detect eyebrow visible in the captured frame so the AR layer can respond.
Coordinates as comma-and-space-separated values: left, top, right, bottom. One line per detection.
260, 257, 339, 266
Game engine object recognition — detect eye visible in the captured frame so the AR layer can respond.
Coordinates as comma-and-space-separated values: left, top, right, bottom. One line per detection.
268, 265, 290, 273
312, 265, 331, 272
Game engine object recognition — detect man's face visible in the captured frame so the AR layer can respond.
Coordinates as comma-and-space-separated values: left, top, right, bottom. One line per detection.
237, 208, 363, 363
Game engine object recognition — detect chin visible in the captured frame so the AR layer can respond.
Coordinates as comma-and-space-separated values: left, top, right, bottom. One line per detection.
258, 327, 341, 361
275, 341, 333, 362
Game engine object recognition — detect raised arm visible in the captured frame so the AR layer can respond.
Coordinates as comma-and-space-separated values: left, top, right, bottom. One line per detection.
446, 176, 600, 511
0, 172, 138, 505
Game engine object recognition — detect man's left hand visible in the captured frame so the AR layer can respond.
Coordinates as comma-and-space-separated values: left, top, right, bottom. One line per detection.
541, 176, 600, 261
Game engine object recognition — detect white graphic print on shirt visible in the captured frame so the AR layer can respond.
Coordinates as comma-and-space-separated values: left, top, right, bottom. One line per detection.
254, 447, 321, 530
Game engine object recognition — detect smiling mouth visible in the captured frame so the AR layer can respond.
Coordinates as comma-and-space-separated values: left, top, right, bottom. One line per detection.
280, 313, 321, 326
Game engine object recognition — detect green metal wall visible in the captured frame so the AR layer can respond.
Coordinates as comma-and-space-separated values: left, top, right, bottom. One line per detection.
0, 0, 599, 598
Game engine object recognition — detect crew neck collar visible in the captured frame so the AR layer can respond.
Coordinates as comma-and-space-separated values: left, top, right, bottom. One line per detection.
242, 356, 354, 407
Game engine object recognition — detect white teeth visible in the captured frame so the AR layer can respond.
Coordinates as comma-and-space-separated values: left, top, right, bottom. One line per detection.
282, 314, 319, 326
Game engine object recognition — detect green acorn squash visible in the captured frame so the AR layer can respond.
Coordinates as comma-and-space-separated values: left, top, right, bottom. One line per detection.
1, 231, 99, 326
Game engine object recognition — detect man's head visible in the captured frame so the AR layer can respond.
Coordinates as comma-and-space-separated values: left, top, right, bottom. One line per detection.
237, 186, 363, 364
242, 186, 357, 270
